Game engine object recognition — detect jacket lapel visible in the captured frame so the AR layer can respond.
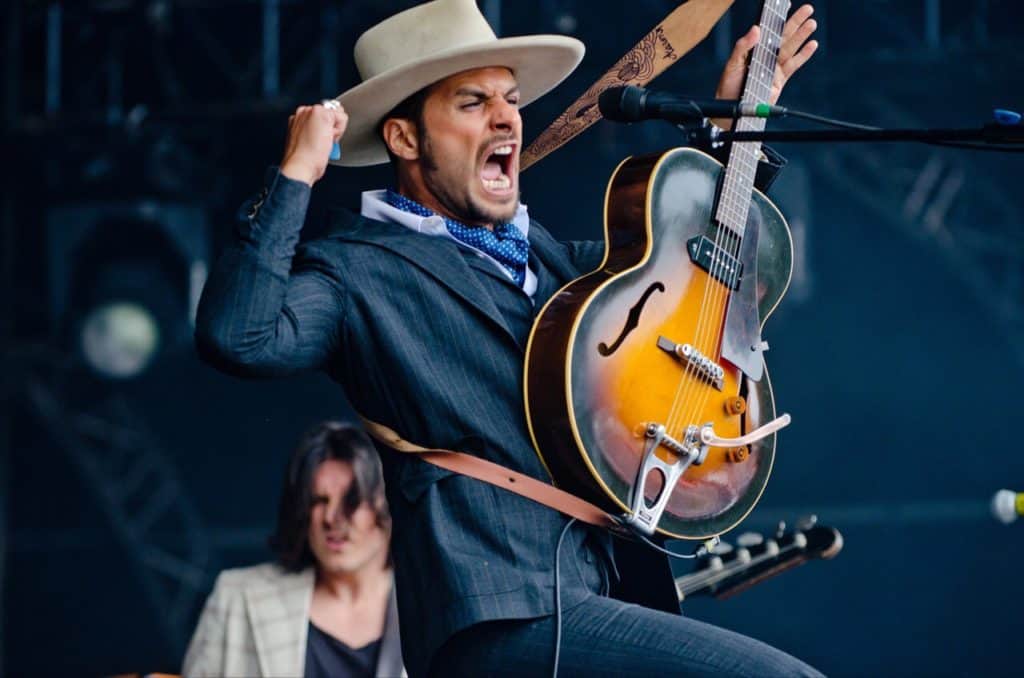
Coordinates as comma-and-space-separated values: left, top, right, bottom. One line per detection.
376, 581, 406, 678
244, 566, 314, 677
326, 209, 517, 343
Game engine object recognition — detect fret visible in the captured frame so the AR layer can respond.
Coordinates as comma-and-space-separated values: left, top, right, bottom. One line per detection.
714, 0, 789, 237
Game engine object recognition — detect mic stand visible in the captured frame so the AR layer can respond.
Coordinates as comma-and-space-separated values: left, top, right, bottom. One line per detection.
683, 120, 1024, 149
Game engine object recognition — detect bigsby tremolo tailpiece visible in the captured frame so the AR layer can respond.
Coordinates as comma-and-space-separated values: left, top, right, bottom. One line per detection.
623, 414, 792, 536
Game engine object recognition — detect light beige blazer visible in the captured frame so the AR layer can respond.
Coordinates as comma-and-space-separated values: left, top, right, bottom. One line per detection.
182, 563, 404, 678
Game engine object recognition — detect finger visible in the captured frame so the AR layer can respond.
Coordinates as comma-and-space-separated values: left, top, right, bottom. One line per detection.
778, 17, 817, 65
728, 25, 760, 67
780, 39, 818, 80
780, 4, 814, 43
331, 112, 347, 134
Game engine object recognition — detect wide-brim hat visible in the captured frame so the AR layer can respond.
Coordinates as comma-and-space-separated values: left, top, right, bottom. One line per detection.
330, 0, 585, 167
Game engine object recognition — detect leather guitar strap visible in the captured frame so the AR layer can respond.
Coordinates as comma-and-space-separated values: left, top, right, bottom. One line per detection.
358, 415, 621, 531
520, 0, 734, 171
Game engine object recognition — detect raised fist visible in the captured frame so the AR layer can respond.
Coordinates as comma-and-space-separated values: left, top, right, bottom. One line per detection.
280, 101, 348, 185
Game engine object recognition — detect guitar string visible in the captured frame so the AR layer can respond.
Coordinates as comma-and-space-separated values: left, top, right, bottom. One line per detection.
663, 1, 782, 440
683, 2, 784, 434
658, 5, 791, 448
680, 2, 786, 445
676, 0, 785, 434
667, 2, 785, 451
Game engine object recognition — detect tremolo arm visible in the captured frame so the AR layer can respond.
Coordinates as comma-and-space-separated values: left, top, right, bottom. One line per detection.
700, 414, 791, 448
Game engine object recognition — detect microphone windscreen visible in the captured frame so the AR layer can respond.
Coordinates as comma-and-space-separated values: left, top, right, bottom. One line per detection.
598, 85, 645, 122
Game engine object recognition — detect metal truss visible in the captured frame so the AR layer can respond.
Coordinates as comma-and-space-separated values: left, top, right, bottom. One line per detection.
23, 360, 213, 654
812, 92, 1024, 369
15, 0, 384, 127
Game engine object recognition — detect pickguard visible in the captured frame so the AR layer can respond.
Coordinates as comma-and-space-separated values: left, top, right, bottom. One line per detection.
721, 208, 765, 381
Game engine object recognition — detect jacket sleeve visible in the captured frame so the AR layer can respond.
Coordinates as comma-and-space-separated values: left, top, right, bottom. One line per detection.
562, 240, 606, 275
195, 168, 347, 377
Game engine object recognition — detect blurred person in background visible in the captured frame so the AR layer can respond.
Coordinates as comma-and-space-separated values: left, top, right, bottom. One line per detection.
182, 421, 404, 678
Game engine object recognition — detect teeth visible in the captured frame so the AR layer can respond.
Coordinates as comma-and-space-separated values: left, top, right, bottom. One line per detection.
483, 176, 511, 190
493, 145, 513, 155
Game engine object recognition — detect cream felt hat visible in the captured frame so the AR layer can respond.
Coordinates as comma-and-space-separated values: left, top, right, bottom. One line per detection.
330, 0, 584, 167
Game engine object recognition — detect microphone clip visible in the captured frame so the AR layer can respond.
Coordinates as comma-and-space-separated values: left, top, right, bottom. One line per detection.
678, 120, 726, 150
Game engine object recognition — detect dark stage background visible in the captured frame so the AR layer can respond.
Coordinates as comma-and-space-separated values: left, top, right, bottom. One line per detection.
4, 1, 1024, 675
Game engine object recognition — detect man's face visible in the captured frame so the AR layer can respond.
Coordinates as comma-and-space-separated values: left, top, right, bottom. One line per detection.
412, 67, 522, 227
307, 459, 388, 577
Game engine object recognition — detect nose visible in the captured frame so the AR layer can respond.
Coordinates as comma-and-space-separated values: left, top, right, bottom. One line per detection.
323, 499, 346, 528
490, 97, 519, 133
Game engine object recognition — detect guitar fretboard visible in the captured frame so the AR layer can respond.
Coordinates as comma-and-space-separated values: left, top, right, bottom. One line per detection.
714, 0, 790, 239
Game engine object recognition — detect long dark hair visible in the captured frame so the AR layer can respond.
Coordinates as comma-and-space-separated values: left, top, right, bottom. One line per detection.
269, 421, 390, 572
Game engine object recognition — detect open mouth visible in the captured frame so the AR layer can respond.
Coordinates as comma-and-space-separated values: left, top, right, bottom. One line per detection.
325, 534, 349, 549
480, 142, 517, 194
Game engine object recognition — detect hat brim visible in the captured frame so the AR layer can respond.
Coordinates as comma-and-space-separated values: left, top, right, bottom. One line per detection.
332, 35, 584, 167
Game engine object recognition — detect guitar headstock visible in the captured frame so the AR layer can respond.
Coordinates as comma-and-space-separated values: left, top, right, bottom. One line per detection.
675, 516, 843, 602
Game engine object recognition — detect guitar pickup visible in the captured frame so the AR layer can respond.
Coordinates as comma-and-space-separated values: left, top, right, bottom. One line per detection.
657, 336, 724, 390
687, 235, 743, 290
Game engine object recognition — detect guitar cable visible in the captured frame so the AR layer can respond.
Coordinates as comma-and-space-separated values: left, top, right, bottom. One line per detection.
552, 517, 576, 678
550, 516, 714, 678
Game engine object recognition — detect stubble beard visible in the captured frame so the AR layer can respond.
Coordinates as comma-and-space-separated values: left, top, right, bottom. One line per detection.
420, 131, 518, 227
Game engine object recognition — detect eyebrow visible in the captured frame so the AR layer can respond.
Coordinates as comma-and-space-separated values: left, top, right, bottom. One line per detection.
454, 85, 521, 98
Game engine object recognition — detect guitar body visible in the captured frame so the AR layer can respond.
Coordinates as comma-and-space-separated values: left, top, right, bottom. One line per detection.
525, 147, 793, 539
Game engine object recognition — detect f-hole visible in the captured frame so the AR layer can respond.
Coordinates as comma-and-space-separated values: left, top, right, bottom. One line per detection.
597, 281, 665, 356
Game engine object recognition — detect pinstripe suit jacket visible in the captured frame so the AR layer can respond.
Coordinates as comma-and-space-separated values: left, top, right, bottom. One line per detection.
195, 172, 616, 676
182, 563, 404, 678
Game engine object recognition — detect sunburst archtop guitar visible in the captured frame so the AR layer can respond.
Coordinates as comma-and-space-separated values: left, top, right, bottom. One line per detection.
525, 0, 794, 540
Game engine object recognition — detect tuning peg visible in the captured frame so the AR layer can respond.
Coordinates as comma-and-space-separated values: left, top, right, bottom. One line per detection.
736, 532, 763, 548
796, 514, 818, 531
710, 540, 733, 555
775, 520, 786, 538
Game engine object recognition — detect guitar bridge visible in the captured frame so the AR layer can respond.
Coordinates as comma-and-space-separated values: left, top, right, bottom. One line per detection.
657, 336, 725, 390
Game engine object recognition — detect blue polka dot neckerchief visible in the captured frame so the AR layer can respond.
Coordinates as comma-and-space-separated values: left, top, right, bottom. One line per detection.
385, 189, 529, 287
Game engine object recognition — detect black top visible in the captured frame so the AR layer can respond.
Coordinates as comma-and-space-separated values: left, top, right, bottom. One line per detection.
304, 622, 381, 678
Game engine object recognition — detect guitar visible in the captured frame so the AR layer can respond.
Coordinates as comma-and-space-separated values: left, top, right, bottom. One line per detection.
674, 518, 844, 602
525, 0, 794, 539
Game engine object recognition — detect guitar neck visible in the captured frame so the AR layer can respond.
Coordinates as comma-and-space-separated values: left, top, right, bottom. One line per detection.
714, 0, 790, 237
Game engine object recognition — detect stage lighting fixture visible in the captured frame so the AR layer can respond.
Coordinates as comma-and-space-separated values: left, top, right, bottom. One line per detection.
47, 202, 209, 380
79, 300, 160, 379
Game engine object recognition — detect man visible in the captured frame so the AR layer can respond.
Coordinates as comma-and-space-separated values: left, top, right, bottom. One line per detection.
183, 422, 404, 677
196, 0, 821, 674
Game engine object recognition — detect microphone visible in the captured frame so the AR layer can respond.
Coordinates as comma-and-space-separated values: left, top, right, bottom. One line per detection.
991, 489, 1024, 524
598, 85, 787, 124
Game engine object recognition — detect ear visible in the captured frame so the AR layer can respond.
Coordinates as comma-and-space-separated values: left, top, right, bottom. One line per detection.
382, 117, 420, 161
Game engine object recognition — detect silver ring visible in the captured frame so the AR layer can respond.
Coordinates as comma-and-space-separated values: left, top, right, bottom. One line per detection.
320, 99, 340, 110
